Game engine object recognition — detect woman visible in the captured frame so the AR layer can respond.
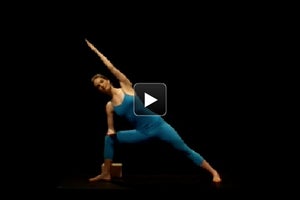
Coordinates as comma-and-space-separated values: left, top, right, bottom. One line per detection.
85, 39, 221, 183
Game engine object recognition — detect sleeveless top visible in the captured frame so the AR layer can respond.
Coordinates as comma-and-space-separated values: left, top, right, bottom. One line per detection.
113, 92, 164, 130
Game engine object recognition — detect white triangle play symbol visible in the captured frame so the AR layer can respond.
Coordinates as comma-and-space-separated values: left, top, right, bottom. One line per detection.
144, 92, 157, 107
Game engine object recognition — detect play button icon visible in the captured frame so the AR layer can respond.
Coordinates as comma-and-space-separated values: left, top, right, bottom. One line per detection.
144, 92, 157, 107
134, 83, 167, 116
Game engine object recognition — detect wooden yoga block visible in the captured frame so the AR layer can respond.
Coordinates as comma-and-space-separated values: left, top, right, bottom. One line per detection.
102, 163, 123, 178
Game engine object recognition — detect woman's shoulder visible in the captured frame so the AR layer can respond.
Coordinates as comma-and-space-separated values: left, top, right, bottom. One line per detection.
106, 101, 113, 108
105, 101, 115, 113
120, 86, 135, 96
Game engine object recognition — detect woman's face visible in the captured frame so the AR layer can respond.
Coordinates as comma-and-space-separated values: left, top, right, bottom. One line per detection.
93, 77, 111, 93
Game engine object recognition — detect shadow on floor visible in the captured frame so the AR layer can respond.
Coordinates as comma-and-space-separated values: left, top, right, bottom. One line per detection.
55, 173, 240, 197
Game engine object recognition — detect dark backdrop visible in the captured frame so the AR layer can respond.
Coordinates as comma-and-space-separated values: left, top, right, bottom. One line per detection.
10, 3, 264, 189
50, 17, 254, 186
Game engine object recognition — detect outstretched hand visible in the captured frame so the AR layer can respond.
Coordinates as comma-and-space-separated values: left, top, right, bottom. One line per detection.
84, 38, 114, 69
84, 38, 132, 85
85, 38, 97, 51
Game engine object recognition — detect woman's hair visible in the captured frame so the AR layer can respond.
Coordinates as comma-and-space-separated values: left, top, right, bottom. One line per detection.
91, 73, 109, 83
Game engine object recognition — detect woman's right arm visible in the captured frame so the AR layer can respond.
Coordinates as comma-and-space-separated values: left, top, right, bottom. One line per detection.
105, 101, 116, 135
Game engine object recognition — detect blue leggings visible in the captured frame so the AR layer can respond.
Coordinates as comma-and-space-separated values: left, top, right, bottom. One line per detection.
104, 122, 204, 166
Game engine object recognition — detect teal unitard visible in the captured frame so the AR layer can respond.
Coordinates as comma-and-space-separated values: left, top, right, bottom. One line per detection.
104, 92, 204, 166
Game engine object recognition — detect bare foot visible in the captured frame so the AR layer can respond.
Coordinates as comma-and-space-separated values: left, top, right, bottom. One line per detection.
89, 173, 111, 182
212, 171, 222, 183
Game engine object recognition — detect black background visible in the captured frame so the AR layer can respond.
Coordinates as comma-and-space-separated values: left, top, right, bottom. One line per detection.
5, 2, 272, 191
